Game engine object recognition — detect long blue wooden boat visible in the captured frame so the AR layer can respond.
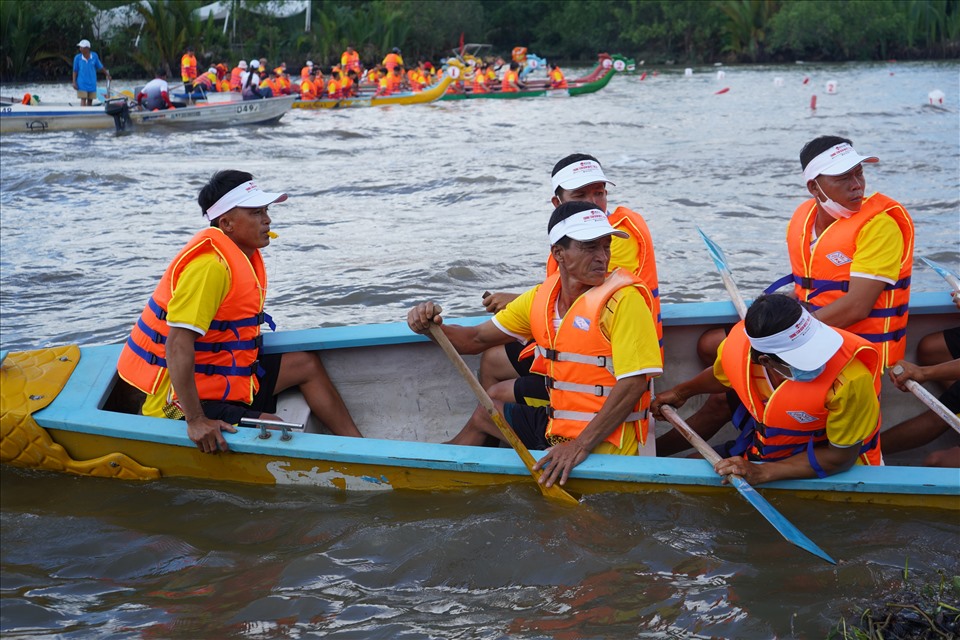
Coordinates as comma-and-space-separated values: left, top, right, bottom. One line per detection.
1, 293, 957, 509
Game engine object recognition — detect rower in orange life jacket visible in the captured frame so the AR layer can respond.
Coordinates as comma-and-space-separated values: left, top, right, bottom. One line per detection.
408, 201, 662, 488
653, 294, 884, 484
341, 46, 361, 73
720, 315, 883, 468
300, 61, 314, 82
382, 48, 404, 72
549, 64, 568, 89
298, 71, 318, 100
471, 65, 489, 93
180, 47, 197, 86
766, 137, 914, 368
528, 268, 658, 450
326, 70, 342, 99
501, 61, 521, 92
341, 70, 358, 97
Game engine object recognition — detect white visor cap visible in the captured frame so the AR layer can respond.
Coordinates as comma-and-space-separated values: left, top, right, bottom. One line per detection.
551, 159, 616, 192
204, 180, 288, 221
802, 142, 878, 183
548, 207, 628, 245
747, 308, 843, 371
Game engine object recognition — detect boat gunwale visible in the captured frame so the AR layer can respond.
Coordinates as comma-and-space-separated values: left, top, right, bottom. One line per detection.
22, 292, 959, 502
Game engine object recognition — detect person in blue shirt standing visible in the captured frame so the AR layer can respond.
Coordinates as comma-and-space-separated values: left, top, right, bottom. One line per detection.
72, 39, 111, 107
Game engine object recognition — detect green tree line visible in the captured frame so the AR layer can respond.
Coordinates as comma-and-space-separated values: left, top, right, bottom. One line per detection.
2, 0, 958, 82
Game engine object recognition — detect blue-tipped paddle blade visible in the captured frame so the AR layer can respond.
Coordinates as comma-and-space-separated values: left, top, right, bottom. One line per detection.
729, 475, 836, 564
920, 257, 960, 289
696, 226, 730, 273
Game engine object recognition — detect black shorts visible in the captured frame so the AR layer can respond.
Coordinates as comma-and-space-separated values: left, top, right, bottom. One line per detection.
505, 339, 534, 376
940, 381, 960, 413
944, 326, 960, 359
504, 402, 549, 450
199, 352, 283, 425
514, 374, 549, 406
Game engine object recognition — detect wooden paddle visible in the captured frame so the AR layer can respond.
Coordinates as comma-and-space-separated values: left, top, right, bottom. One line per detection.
894, 258, 960, 432
660, 405, 836, 564
892, 365, 960, 434
697, 226, 747, 319
426, 323, 580, 505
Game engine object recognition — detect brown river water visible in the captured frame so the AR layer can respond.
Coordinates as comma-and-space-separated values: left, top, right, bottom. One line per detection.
1, 61, 958, 638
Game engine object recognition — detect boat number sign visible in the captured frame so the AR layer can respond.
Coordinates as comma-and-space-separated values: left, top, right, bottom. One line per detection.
236, 103, 261, 114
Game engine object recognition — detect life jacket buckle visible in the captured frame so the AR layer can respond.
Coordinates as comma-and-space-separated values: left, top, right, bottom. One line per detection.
543, 348, 558, 361
249, 359, 260, 375
799, 276, 814, 290
594, 385, 605, 397
595, 355, 608, 367
545, 378, 556, 390
210, 342, 222, 353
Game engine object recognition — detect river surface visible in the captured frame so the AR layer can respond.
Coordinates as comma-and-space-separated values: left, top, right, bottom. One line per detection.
1, 61, 958, 638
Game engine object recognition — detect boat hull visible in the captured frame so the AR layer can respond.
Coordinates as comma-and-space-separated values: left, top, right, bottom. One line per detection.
440, 59, 617, 101
0, 103, 115, 133
129, 94, 296, 127
293, 75, 453, 109
0, 95, 296, 133
2, 294, 957, 508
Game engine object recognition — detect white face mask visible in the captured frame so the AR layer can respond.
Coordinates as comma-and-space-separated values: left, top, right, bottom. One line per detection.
814, 179, 858, 220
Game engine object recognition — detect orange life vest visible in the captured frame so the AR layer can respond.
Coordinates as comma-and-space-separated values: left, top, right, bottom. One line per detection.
341, 50, 360, 72
299, 78, 318, 100
721, 323, 883, 467
341, 76, 355, 96
117, 228, 271, 404
501, 70, 519, 92
549, 68, 568, 88
771, 193, 913, 367
229, 67, 243, 90
327, 78, 342, 99
529, 269, 654, 448
181, 53, 197, 82
472, 73, 488, 94
546, 207, 663, 356
382, 52, 402, 71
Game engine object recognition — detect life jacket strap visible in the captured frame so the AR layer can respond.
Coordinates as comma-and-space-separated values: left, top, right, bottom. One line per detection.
534, 345, 615, 375
547, 406, 646, 423
546, 378, 612, 397
806, 437, 829, 479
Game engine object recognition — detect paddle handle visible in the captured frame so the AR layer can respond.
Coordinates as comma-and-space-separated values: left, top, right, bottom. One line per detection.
660, 405, 723, 467
893, 365, 960, 434
719, 271, 748, 320
426, 323, 580, 505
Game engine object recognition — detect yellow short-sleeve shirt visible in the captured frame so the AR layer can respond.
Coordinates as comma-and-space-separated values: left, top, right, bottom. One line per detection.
848, 212, 904, 284
141, 252, 230, 418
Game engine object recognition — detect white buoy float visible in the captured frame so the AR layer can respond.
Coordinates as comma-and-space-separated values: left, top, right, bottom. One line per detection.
825, 79, 838, 94
928, 89, 945, 105
716, 70, 726, 80
684, 68, 693, 77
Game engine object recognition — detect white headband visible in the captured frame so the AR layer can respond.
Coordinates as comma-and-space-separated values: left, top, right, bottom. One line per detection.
551, 160, 615, 192
204, 180, 288, 221
802, 142, 878, 183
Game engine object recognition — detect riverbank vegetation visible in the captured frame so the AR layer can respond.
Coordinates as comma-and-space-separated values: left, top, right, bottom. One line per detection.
2, 0, 958, 81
